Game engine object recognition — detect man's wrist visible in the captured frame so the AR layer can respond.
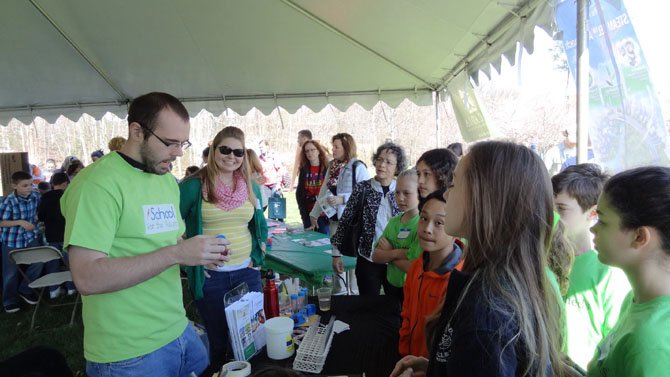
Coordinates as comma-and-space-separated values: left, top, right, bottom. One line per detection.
332, 255, 341, 258
165, 244, 181, 266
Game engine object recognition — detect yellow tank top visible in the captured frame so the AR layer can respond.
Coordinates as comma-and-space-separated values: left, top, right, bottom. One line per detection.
201, 200, 254, 268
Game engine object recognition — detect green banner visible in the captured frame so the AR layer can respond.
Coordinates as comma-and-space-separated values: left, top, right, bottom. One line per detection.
447, 71, 492, 142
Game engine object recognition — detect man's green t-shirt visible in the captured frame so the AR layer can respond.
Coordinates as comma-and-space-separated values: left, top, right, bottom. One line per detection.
564, 250, 631, 369
376, 213, 420, 287
62, 153, 187, 363
587, 293, 670, 376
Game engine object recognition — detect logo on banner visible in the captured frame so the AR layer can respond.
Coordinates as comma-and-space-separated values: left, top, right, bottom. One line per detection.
555, 0, 670, 172
143, 204, 179, 235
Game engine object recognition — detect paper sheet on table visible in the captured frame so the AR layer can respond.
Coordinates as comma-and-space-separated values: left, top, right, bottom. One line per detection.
292, 238, 331, 247
333, 320, 350, 334
317, 194, 337, 218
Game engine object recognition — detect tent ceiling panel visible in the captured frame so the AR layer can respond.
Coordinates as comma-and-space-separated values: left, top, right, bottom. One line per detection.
0, 1, 122, 109
0, 0, 552, 124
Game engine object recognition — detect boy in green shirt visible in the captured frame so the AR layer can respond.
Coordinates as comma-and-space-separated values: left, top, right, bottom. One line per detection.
372, 169, 420, 301
552, 163, 631, 369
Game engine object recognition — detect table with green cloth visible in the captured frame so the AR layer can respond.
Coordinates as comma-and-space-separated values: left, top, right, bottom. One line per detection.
263, 231, 357, 289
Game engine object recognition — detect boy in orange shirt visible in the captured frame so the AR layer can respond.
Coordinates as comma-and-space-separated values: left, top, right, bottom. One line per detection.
399, 190, 464, 357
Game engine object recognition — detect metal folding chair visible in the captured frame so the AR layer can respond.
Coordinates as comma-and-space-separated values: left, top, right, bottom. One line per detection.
9, 245, 80, 331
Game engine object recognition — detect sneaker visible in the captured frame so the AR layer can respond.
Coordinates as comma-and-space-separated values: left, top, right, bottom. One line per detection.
49, 287, 63, 299
67, 288, 77, 296
4, 304, 20, 313
20, 293, 38, 305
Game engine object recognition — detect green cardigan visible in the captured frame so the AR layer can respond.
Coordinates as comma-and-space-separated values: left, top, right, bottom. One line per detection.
179, 177, 268, 300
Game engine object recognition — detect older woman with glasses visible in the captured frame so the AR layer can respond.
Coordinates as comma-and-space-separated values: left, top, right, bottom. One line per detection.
179, 126, 268, 369
331, 141, 407, 296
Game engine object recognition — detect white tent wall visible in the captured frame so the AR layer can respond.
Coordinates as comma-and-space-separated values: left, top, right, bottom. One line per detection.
0, 0, 553, 124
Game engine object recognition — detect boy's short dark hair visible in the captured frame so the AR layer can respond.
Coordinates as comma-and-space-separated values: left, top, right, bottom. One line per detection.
419, 189, 447, 211
11, 171, 32, 184
298, 129, 313, 140
37, 181, 51, 191
90, 149, 104, 159
50, 172, 70, 187
551, 163, 609, 212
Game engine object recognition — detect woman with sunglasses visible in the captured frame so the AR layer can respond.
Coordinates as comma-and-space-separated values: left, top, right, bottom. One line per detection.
179, 126, 268, 370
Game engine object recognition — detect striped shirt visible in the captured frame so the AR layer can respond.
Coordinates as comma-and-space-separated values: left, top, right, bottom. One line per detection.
202, 200, 253, 270
0, 191, 40, 248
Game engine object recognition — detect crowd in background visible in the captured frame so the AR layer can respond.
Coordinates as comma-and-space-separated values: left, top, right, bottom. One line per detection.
1, 91, 668, 377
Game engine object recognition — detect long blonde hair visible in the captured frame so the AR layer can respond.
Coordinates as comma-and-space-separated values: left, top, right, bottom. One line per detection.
456, 141, 563, 377
196, 126, 255, 205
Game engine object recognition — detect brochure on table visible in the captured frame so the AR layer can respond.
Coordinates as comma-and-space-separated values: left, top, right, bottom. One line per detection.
223, 282, 266, 361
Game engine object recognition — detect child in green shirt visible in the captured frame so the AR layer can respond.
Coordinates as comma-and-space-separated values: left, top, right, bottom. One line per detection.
372, 168, 420, 301
587, 166, 670, 376
552, 164, 631, 369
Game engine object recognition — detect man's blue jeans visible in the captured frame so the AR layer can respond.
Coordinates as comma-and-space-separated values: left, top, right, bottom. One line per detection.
2, 239, 43, 308
85, 323, 208, 377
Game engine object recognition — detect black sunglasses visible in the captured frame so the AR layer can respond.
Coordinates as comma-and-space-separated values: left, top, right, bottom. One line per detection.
218, 145, 245, 157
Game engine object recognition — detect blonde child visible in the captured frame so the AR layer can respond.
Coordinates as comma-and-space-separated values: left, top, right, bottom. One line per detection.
372, 168, 421, 300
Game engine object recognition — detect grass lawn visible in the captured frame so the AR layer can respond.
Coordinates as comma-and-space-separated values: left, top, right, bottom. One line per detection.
0, 193, 303, 375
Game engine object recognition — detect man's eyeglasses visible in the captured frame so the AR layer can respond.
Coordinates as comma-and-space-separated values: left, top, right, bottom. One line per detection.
218, 145, 245, 157
142, 125, 192, 150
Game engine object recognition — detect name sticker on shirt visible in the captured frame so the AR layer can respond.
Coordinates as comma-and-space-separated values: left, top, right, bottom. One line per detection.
143, 204, 179, 235
397, 228, 411, 239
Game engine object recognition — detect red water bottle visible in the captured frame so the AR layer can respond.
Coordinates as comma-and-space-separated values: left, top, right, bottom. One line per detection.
264, 271, 279, 319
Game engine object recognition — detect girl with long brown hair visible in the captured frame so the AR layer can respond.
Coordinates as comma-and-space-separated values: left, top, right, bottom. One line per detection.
392, 141, 564, 377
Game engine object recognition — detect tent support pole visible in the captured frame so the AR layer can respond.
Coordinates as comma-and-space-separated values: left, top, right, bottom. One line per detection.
434, 91, 441, 148
576, 0, 589, 163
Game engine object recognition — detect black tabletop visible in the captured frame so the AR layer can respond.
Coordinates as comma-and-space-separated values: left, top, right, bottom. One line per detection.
247, 294, 402, 377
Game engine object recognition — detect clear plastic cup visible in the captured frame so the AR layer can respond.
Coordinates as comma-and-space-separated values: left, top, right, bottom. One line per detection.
317, 287, 332, 312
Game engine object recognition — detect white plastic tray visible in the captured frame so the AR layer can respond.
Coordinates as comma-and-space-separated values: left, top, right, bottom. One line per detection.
292, 315, 336, 374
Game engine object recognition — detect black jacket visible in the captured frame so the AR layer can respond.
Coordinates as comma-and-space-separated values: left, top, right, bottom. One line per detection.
37, 189, 65, 243
427, 270, 532, 377
331, 179, 399, 260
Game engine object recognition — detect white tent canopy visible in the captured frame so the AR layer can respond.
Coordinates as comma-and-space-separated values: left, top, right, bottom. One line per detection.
0, 0, 553, 124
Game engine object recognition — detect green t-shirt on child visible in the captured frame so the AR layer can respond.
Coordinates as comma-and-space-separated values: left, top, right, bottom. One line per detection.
376, 213, 420, 287
564, 250, 631, 369
587, 293, 670, 377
